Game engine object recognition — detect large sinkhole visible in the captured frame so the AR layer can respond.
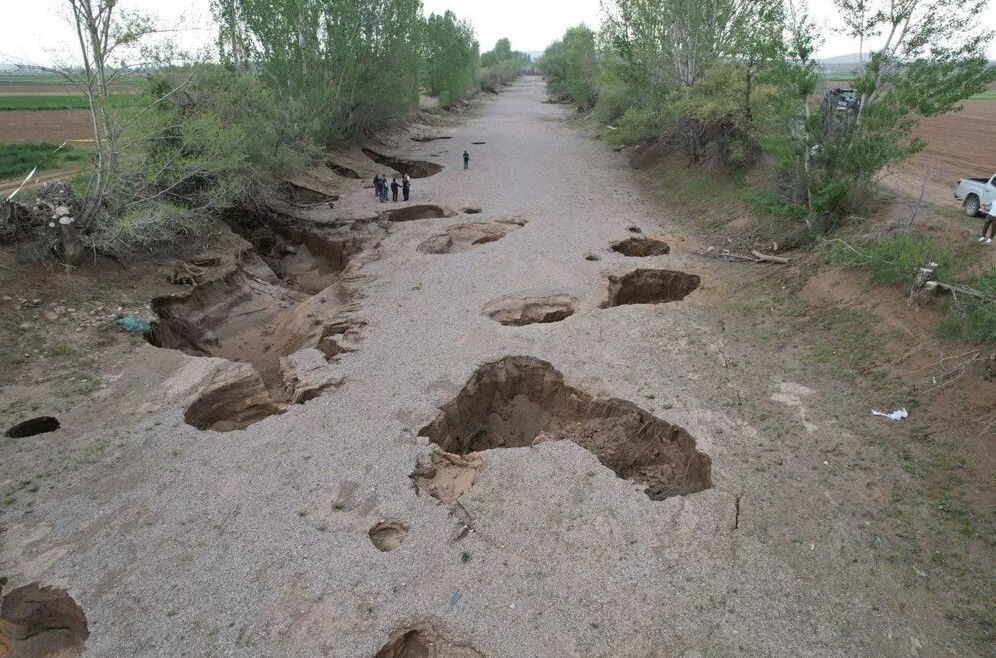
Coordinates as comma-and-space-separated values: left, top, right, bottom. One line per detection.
0, 583, 89, 658
148, 214, 365, 431
419, 356, 711, 500
601, 269, 700, 308
362, 148, 443, 178
225, 214, 350, 295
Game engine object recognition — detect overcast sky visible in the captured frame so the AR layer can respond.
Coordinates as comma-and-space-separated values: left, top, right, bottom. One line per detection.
4, 0, 996, 66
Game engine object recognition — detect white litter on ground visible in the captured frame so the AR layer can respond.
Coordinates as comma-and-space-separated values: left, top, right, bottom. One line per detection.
872, 408, 908, 420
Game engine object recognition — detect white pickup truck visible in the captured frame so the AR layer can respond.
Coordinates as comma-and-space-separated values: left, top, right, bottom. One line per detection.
954, 174, 996, 216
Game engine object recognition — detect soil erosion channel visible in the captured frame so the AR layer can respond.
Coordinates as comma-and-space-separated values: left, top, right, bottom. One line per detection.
0, 78, 975, 657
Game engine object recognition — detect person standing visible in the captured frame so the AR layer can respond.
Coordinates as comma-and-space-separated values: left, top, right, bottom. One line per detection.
979, 199, 996, 245
380, 173, 389, 202
373, 174, 382, 199
463, 151, 470, 170
402, 173, 411, 201
390, 177, 400, 202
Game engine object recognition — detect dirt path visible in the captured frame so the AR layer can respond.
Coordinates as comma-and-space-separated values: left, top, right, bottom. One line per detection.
0, 166, 87, 198
0, 79, 985, 657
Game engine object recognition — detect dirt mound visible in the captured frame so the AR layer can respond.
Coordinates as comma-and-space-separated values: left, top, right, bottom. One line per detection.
375, 625, 485, 658
5, 417, 59, 438
417, 222, 518, 254
325, 161, 361, 179
585, 253, 601, 261
368, 520, 408, 552
611, 236, 671, 257
470, 141, 486, 145
601, 269, 700, 308
362, 148, 443, 179
420, 356, 711, 500
461, 207, 482, 215
0, 583, 89, 658
411, 136, 452, 142
483, 294, 578, 326
379, 205, 455, 223
413, 450, 483, 506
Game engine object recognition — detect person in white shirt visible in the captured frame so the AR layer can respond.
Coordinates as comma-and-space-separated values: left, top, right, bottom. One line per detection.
979, 199, 996, 245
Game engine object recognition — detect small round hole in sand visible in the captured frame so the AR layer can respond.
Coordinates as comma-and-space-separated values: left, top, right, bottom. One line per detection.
611, 237, 671, 257
369, 520, 408, 552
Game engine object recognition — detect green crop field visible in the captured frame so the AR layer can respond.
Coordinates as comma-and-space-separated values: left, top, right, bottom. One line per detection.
971, 89, 996, 100
0, 95, 139, 111
0, 72, 145, 85
0, 143, 92, 181
0, 73, 74, 86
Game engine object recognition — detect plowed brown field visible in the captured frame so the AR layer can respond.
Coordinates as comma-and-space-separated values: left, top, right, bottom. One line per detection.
883, 100, 996, 208
0, 110, 92, 143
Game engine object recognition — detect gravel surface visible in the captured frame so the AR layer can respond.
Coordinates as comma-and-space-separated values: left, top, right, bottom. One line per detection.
0, 78, 974, 657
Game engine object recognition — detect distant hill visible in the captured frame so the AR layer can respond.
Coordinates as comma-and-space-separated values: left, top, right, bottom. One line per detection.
818, 53, 864, 65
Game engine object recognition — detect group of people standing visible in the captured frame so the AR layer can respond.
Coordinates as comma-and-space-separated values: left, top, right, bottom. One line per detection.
373, 173, 411, 203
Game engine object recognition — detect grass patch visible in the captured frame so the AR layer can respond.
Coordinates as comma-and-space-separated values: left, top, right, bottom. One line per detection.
937, 270, 996, 343
809, 307, 886, 379
820, 234, 995, 343
819, 234, 959, 285
0, 94, 138, 111
0, 143, 92, 180
971, 90, 996, 100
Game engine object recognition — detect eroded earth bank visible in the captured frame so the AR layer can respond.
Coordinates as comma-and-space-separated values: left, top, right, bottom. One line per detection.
0, 78, 983, 657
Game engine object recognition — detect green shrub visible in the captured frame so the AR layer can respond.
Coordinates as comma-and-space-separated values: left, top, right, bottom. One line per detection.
592, 78, 636, 125
938, 270, 996, 344
605, 91, 672, 145
94, 202, 213, 253
819, 234, 957, 285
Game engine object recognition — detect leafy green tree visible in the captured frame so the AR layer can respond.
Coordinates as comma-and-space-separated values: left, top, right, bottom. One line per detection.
597, 0, 783, 159
421, 11, 479, 107
479, 38, 531, 91
539, 25, 599, 109
217, 0, 423, 144
763, 0, 996, 222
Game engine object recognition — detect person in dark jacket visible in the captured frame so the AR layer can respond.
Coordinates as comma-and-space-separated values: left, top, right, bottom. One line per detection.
390, 177, 400, 202
463, 151, 470, 169
402, 173, 411, 201
373, 174, 382, 198
379, 173, 389, 202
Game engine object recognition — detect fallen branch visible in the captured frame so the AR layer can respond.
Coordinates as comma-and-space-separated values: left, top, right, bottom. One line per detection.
697, 248, 791, 264
751, 250, 791, 264
923, 280, 984, 300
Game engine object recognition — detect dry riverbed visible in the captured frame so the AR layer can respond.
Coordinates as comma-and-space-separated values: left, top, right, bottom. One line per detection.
1, 78, 992, 657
